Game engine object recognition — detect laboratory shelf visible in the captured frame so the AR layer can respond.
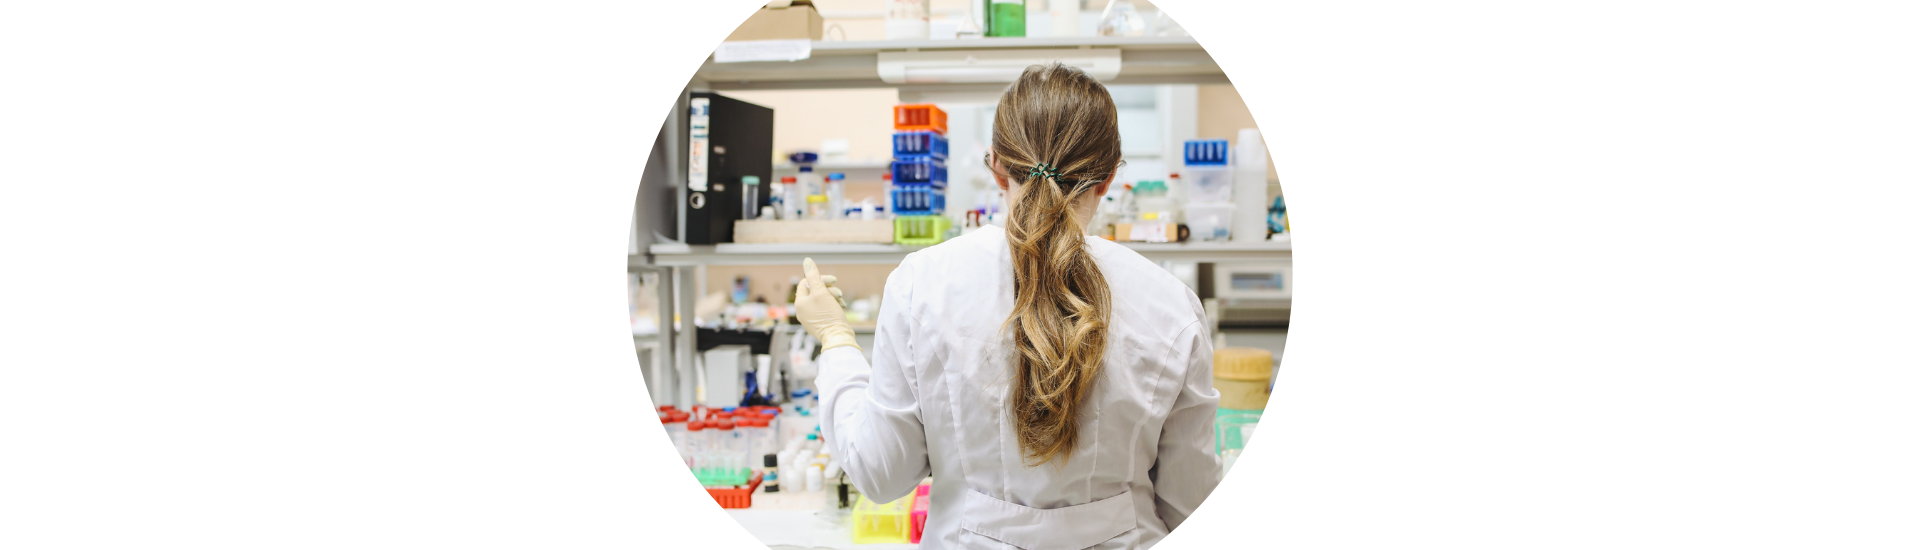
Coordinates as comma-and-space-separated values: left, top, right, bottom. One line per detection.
638, 235, 1289, 267
697, 36, 1224, 91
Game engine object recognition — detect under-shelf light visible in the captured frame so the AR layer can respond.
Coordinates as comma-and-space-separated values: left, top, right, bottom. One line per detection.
877, 49, 1122, 84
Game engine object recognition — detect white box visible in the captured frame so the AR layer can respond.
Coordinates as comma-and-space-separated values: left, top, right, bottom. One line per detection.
703, 345, 753, 408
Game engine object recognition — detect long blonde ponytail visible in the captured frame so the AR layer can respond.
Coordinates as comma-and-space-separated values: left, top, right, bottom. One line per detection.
991, 64, 1122, 466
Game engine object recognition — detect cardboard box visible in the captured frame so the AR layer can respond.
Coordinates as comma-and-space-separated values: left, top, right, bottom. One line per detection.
725, 1, 824, 42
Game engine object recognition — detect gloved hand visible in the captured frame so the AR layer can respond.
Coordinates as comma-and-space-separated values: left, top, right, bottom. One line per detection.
795, 257, 859, 352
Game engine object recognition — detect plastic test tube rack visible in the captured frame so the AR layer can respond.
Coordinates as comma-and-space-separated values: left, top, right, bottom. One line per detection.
892, 130, 948, 159
894, 215, 950, 245
909, 483, 932, 544
893, 104, 948, 135
707, 472, 764, 509
1183, 139, 1231, 165
850, 492, 915, 544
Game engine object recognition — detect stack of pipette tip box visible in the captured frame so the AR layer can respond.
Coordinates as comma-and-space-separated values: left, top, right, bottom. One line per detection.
890, 104, 949, 245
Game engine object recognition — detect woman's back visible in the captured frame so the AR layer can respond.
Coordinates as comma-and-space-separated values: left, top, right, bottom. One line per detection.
826, 225, 1220, 549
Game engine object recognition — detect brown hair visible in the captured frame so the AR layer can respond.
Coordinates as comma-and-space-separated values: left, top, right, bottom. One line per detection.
988, 64, 1122, 466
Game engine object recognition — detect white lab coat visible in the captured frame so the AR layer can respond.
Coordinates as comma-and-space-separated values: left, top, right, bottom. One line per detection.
817, 225, 1221, 550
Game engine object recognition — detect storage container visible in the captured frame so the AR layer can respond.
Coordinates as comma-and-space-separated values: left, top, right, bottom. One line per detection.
1183, 165, 1233, 203
1184, 203, 1234, 242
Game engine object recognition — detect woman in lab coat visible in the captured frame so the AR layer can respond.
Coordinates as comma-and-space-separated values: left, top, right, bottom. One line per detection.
794, 64, 1220, 550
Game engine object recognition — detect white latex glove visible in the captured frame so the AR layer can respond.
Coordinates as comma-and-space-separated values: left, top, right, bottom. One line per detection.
795, 257, 859, 352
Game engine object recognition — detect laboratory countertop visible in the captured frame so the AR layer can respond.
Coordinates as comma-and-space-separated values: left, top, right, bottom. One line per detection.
726, 486, 919, 550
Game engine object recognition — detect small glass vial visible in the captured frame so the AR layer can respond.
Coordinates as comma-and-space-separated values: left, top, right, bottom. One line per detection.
740, 175, 761, 220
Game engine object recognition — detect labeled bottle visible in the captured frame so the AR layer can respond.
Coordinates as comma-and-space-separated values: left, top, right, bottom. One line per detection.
740, 175, 761, 220
826, 172, 847, 220
763, 453, 781, 493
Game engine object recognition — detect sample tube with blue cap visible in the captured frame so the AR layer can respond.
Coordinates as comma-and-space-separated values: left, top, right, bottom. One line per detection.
826, 172, 847, 220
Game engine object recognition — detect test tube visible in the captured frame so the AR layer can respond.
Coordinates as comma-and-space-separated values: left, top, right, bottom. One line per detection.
685, 421, 706, 476
716, 420, 737, 482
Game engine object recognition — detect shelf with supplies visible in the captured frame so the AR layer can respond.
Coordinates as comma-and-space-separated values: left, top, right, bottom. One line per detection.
698, 36, 1224, 91
635, 234, 1290, 267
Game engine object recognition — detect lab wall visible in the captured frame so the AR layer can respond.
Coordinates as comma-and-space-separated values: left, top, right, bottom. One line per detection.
721, 88, 902, 165
1197, 84, 1281, 183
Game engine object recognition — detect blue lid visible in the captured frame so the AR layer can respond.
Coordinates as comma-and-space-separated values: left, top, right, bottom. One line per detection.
799, 166, 813, 172
789, 152, 819, 164
1183, 140, 1230, 166
828, 172, 845, 180
792, 389, 813, 398
723, 406, 736, 412
807, 433, 818, 440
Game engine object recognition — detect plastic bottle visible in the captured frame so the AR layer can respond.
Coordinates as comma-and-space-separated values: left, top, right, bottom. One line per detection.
778, 176, 801, 220
1050, 0, 1079, 37
885, 0, 932, 40
798, 165, 823, 200
988, 0, 1026, 36
826, 172, 847, 220
805, 463, 824, 492
741, 175, 761, 220
807, 194, 828, 219
763, 454, 781, 493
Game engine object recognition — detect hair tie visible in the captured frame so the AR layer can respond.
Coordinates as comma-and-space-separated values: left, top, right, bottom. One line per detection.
1027, 162, 1063, 181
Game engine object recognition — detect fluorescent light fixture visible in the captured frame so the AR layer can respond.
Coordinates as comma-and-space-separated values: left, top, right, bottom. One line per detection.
877, 49, 1123, 84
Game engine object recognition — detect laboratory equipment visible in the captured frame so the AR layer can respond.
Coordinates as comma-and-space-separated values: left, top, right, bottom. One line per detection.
1096, 0, 1146, 37
805, 461, 824, 492
826, 172, 846, 220
892, 130, 949, 159
739, 175, 762, 220
1232, 128, 1271, 242
1049, 0, 1079, 37
850, 493, 916, 544
893, 104, 948, 134
1215, 412, 1259, 476
779, 176, 803, 220
909, 483, 932, 543
1133, 180, 1177, 224
1183, 139, 1233, 203
885, 0, 931, 40
706, 472, 764, 509
1268, 195, 1288, 234
685, 92, 773, 244
956, 1, 985, 39
763, 454, 781, 493
1214, 347, 1274, 412
660, 413, 688, 465
988, 0, 1026, 37
685, 420, 707, 475
807, 194, 828, 219
894, 215, 950, 245
703, 345, 752, 408
1213, 262, 1292, 301
1185, 202, 1233, 241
